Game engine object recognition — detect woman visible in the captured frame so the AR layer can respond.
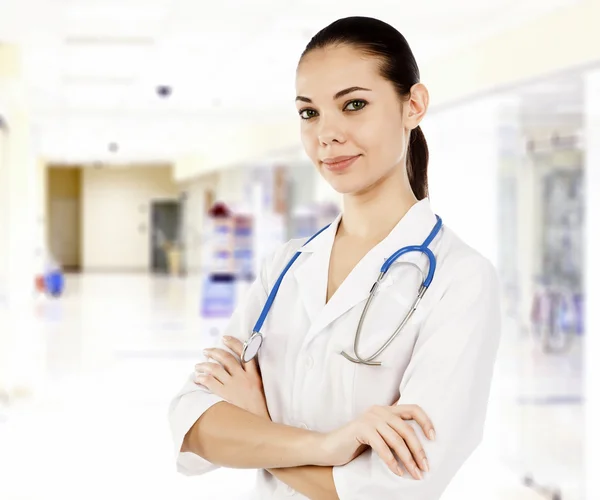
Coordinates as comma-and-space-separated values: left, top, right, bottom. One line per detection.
169, 16, 502, 500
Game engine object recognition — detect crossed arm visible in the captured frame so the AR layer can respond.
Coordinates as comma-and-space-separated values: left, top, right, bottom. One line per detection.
183, 401, 340, 499
184, 336, 434, 499
174, 256, 501, 500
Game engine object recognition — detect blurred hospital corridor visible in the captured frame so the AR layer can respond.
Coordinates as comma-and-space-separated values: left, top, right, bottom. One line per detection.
1, 0, 598, 498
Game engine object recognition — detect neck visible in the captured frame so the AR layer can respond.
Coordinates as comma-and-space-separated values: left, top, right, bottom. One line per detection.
339, 168, 419, 242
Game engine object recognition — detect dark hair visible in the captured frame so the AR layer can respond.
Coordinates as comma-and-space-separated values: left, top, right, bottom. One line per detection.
300, 16, 429, 200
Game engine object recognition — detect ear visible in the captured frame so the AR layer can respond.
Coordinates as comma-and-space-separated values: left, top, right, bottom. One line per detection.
404, 83, 429, 130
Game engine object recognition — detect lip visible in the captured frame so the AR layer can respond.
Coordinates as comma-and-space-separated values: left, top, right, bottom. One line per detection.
320, 155, 360, 172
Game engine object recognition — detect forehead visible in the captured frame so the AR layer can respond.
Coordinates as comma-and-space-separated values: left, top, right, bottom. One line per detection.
295, 45, 385, 97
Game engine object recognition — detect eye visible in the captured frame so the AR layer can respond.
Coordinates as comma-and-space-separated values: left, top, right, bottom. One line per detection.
344, 99, 367, 112
299, 108, 318, 120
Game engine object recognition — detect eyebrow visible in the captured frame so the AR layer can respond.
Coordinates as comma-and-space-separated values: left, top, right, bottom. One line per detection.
295, 86, 372, 103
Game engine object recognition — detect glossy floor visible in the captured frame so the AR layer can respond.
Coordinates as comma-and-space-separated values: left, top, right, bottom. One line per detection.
0, 274, 583, 499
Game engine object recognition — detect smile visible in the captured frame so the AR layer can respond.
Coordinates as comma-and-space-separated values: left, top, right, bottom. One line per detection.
321, 155, 360, 172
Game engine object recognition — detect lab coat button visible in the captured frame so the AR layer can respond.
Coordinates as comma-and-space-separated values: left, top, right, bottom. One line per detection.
299, 422, 309, 430
286, 485, 296, 495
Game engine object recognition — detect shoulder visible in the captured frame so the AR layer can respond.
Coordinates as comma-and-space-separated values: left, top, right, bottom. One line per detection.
263, 237, 306, 266
419, 225, 502, 336
258, 237, 308, 284
434, 225, 500, 296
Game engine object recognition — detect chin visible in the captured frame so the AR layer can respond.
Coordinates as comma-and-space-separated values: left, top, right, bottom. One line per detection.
323, 174, 370, 195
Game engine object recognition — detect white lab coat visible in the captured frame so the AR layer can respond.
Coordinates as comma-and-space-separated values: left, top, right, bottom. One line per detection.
168, 198, 502, 499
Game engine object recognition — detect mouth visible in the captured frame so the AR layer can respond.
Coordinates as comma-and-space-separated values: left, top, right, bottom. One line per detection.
320, 155, 361, 172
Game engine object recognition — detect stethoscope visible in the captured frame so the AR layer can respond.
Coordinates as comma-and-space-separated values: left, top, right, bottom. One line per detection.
240, 215, 443, 366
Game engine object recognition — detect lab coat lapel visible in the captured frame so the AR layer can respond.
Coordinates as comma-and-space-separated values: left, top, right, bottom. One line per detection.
303, 198, 440, 345
305, 246, 383, 342
292, 214, 341, 325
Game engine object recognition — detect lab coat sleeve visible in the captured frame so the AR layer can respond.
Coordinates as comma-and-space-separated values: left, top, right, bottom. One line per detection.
167, 245, 285, 476
332, 254, 502, 499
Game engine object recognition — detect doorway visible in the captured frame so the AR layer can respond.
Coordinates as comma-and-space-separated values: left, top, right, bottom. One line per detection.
47, 167, 82, 272
151, 201, 182, 274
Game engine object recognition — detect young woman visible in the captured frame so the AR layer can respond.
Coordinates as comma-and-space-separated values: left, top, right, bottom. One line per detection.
169, 16, 502, 500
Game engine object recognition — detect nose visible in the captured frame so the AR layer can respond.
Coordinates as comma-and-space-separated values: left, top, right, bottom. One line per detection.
317, 114, 346, 146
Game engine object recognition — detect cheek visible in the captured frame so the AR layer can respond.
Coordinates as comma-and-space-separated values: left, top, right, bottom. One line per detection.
352, 122, 391, 167
300, 126, 319, 163
364, 120, 405, 165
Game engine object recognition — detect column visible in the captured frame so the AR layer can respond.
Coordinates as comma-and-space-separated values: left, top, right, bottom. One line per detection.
425, 94, 521, 267
584, 66, 600, 500
0, 44, 44, 403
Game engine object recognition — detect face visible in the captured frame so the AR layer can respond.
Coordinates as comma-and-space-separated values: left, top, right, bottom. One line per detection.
295, 44, 427, 195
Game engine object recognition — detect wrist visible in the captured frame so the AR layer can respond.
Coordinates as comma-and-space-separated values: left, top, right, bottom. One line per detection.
299, 430, 330, 467
249, 402, 271, 420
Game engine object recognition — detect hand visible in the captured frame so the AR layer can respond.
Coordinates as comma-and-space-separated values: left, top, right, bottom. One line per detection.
317, 404, 435, 480
194, 336, 271, 420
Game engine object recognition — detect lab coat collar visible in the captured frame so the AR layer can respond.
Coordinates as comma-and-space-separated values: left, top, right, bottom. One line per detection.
292, 213, 341, 324
297, 212, 343, 254
293, 197, 440, 343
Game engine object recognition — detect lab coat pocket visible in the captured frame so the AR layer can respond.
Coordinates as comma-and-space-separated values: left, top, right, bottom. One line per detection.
354, 270, 425, 354
332, 294, 420, 415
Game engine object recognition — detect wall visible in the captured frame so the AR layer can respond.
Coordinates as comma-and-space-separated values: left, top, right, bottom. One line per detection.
421, 0, 600, 108
82, 165, 179, 272
173, 122, 299, 183
180, 173, 219, 274
0, 126, 8, 300
424, 96, 507, 266
1, 43, 45, 398
0, 80, 38, 305
217, 168, 248, 207
584, 66, 600, 500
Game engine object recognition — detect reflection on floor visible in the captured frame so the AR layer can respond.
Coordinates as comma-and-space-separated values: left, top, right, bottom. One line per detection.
0, 274, 582, 499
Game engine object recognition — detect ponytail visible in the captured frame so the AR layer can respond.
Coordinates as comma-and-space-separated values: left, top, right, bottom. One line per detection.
407, 125, 429, 200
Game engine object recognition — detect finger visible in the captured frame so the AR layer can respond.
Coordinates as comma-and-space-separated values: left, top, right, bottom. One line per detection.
244, 355, 261, 376
350, 443, 369, 461
387, 417, 428, 475
222, 336, 243, 356
377, 424, 422, 480
224, 336, 260, 375
393, 404, 436, 441
362, 428, 404, 477
194, 361, 231, 385
194, 373, 222, 395
203, 348, 243, 377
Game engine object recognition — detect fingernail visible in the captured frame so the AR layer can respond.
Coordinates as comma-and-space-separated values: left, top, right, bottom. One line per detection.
423, 458, 430, 473
203, 349, 211, 357
395, 464, 404, 476
414, 467, 423, 480
222, 336, 232, 343
429, 429, 436, 440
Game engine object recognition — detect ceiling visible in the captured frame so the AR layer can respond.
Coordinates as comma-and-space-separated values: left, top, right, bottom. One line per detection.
0, 0, 583, 165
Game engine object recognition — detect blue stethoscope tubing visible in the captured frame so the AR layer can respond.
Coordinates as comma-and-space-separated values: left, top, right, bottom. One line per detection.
240, 215, 443, 366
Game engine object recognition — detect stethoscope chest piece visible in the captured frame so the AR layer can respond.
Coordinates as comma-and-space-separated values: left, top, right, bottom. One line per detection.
242, 331, 263, 363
